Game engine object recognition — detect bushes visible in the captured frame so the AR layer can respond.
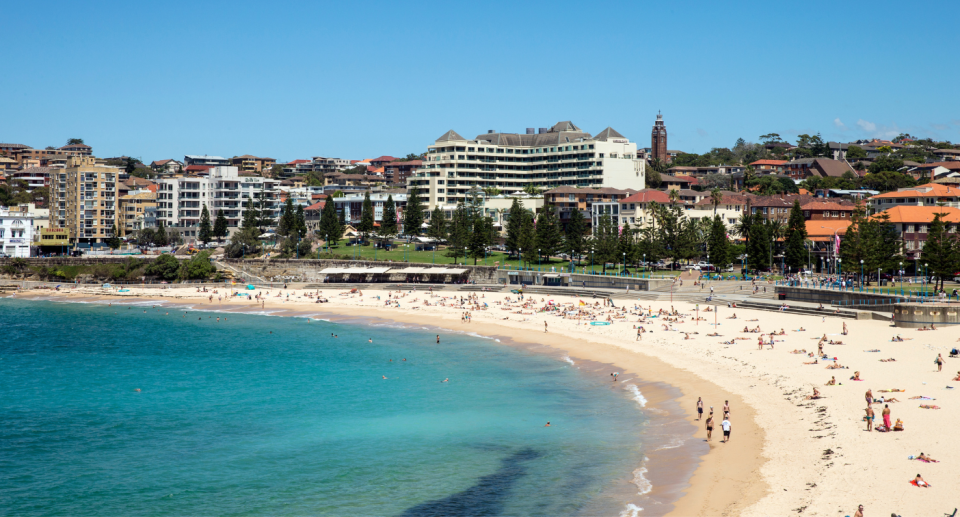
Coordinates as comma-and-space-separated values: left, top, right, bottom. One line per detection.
145, 254, 181, 281
182, 251, 216, 280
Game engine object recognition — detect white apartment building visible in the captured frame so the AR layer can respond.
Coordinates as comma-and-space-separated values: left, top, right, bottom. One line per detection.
332, 192, 407, 227
155, 166, 280, 237
0, 208, 35, 257
408, 121, 645, 210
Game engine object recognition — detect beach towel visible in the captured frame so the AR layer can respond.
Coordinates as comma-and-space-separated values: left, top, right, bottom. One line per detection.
909, 479, 931, 487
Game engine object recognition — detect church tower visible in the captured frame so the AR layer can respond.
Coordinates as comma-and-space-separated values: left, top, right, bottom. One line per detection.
651, 111, 668, 163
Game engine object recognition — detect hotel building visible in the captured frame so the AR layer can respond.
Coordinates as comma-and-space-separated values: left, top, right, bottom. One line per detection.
407, 121, 645, 209
49, 156, 120, 245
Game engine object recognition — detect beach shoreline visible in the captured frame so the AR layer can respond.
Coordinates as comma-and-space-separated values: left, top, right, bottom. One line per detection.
12, 281, 958, 516
9, 286, 766, 516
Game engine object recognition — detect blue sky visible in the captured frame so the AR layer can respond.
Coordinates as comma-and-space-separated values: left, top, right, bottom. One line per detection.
3, 0, 958, 163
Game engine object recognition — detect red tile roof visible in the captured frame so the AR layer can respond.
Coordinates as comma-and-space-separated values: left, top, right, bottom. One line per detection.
621, 190, 671, 204
750, 160, 787, 166
875, 205, 960, 224
184, 165, 213, 172
305, 201, 325, 211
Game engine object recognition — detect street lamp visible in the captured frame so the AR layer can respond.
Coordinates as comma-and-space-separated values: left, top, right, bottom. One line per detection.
837, 258, 842, 289
622, 252, 625, 276
899, 261, 903, 295
643, 253, 646, 278
538, 248, 541, 270
924, 263, 928, 298
519, 247, 522, 271
860, 259, 864, 293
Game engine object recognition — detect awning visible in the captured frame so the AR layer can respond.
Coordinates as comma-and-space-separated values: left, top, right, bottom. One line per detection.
320, 267, 392, 274
542, 274, 560, 278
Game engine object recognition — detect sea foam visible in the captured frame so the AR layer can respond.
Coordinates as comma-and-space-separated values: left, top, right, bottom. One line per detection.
624, 384, 648, 407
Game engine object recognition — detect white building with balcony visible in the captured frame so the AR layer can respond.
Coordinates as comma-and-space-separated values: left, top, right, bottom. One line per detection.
155, 166, 280, 238
408, 121, 645, 210
0, 209, 35, 257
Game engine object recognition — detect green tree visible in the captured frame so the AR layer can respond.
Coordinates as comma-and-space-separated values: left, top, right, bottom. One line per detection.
154, 220, 168, 247
564, 208, 588, 264
445, 203, 470, 262
183, 251, 216, 279
535, 209, 563, 261
921, 212, 960, 292
125, 157, 138, 174
66, 138, 84, 145
224, 227, 261, 259
518, 209, 537, 268
784, 200, 807, 271
380, 195, 398, 238
278, 198, 295, 237
198, 205, 213, 245
403, 186, 425, 236
468, 213, 494, 265
318, 198, 343, 246
242, 197, 258, 230
107, 224, 121, 249
707, 215, 730, 267
710, 187, 724, 215
593, 212, 618, 272
145, 254, 179, 281
295, 205, 307, 237
868, 155, 904, 174
137, 228, 154, 247
839, 204, 869, 271
427, 207, 447, 242
213, 209, 228, 240
504, 198, 525, 258
846, 145, 867, 160
645, 168, 662, 189
861, 170, 916, 193
358, 191, 375, 243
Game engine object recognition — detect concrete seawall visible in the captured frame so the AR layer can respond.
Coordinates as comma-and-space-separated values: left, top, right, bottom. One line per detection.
892, 303, 960, 328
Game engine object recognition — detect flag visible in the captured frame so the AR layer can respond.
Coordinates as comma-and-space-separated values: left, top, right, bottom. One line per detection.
618, 225, 623, 235
834, 233, 840, 254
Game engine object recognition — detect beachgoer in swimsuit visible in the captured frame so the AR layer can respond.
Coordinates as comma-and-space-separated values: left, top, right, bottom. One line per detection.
865, 406, 874, 431
697, 398, 703, 420
705, 415, 714, 441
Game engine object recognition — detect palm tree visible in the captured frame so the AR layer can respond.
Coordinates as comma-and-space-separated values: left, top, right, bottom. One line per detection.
710, 188, 724, 215
668, 189, 680, 205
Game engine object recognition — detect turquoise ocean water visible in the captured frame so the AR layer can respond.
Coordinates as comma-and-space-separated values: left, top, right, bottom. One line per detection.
0, 298, 649, 516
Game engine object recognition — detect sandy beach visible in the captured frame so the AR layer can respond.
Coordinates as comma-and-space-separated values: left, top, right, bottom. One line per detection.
12, 283, 960, 516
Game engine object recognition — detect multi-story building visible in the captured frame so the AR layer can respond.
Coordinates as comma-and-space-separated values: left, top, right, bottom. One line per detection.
384, 160, 421, 185
9, 167, 52, 191
689, 192, 750, 228
184, 155, 230, 167
49, 156, 120, 245
59, 143, 93, 156
150, 159, 183, 175
867, 183, 960, 214
783, 158, 855, 180
543, 186, 634, 231
800, 200, 855, 221
618, 190, 672, 228
876, 205, 960, 261
0, 208, 35, 257
666, 164, 744, 177
155, 166, 280, 238
7, 203, 49, 240
749, 160, 787, 173
409, 121, 645, 210
230, 155, 276, 174
118, 191, 158, 236
330, 191, 407, 230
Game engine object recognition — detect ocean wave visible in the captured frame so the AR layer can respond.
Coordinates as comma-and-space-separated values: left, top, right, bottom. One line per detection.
561, 356, 575, 365
631, 457, 653, 495
655, 437, 684, 451
624, 384, 647, 407
620, 503, 644, 516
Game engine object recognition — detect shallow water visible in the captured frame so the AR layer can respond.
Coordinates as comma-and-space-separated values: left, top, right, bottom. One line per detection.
0, 298, 649, 516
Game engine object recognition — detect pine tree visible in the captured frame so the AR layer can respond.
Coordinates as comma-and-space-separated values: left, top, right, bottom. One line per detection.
213, 209, 228, 240
403, 187, 424, 236
617, 221, 635, 272
358, 191, 374, 243
518, 209, 537, 268
198, 205, 213, 245
318, 198, 340, 246
504, 198, 524, 258
784, 200, 808, 271
747, 219, 770, 272
242, 198, 257, 230
445, 203, 470, 262
154, 220, 168, 246
278, 198, 295, 237
468, 214, 494, 265
593, 213, 618, 272
564, 208, 587, 265
922, 212, 960, 292
427, 206, 447, 242
295, 204, 307, 238
535, 209, 563, 262
380, 195, 398, 237
707, 215, 730, 267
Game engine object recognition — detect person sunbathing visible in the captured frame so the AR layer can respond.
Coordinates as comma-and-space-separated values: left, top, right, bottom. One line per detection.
880, 389, 905, 392
850, 371, 862, 380
865, 349, 881, 352
796, 327, 806, 332
803, 359, 819, 365
789, 349, 807, 354
917, 452, 939, 463
826, 363, 846, 370
913, 474, 931, 487
706, 332, 720, 337
880, 358, 897, 362
743, 326, 749, 332
825, 376, 836, 385
805, 388, 821, 400
881, 397, 900, 403
908, 395, 934, 400
919, 404, 940, 409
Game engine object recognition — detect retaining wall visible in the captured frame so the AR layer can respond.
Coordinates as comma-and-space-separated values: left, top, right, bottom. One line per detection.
219, 259, 499, 283
893, 303, 960, 327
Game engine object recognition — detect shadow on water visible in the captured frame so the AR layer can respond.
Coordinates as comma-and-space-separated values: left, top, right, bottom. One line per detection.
398, 448, 542, 517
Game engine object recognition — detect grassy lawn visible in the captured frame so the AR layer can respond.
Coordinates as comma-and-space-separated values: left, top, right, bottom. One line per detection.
300, 241, 680, 276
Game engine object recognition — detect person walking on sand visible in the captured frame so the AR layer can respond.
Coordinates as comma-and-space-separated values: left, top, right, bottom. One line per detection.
721, 417, 731, 442
697, 397, 703, 420
723, 400, 730, 414
865, 406, 875, 431
865, 388, 873, 406
705, 414, 714, 441
935, 353, 944, 372
544, 320, 548, 333
842, 322, 848, 335
636, 327, 642, 341
853, 504, 864, 517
